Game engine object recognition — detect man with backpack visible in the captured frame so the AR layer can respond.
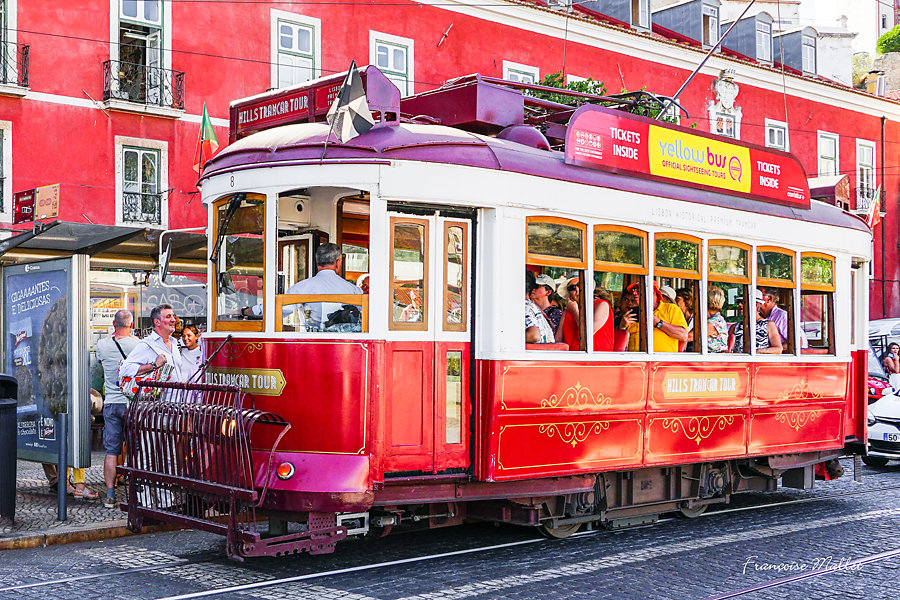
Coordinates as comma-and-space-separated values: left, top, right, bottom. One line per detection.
95, 309, 140, 508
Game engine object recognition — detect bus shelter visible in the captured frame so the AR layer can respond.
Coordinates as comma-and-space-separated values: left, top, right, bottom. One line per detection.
0, 221, 207, 467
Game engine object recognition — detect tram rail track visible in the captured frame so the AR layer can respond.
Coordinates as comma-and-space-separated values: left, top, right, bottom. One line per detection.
2, 481, 899, 598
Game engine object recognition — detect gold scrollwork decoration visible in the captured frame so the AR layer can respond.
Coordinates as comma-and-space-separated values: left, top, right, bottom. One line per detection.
538, 421, 610, 448
540, 382, 613, 409
777, 381, 823, 403
774, 410, 822, 432
662, 415, 735, 445
221, 341, 265, 362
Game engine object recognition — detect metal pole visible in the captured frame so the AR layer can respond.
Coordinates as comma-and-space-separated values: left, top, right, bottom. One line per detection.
57, 413, 67, 521
656, 0, 757, 120
853, 454, 862, 483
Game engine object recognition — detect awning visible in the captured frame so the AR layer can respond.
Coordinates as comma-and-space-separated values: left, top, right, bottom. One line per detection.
0, 221, 207, 272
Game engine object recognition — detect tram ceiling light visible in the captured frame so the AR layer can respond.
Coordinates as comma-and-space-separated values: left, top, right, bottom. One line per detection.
276, 462, 295, 480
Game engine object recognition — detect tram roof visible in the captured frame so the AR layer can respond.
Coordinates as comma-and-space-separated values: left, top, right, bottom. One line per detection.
201, 121, 868, 234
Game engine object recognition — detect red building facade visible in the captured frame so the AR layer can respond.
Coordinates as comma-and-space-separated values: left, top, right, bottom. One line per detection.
1, 0, 898, 316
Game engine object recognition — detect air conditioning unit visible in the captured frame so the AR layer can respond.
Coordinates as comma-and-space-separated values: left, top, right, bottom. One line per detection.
278, 193, 310, 226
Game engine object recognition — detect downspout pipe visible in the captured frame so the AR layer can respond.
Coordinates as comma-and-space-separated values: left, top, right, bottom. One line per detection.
882, 115, 887, 318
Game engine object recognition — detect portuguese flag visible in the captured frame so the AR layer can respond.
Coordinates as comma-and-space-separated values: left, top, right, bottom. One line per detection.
193, 102, 219, 175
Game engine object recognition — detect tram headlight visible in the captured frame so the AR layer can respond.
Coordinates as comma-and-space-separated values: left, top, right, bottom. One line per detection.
868, 410, 877, 427
221, 418, 238, 437
276, 462, 295, 480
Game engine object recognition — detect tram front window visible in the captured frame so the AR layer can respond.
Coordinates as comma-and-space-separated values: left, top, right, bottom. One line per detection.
212, 193, 265, 329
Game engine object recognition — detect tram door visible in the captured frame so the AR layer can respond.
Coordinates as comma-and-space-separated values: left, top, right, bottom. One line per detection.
383, 211, 473, 474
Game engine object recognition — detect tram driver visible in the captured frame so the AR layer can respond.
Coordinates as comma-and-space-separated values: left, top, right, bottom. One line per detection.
240, 243, 363, 331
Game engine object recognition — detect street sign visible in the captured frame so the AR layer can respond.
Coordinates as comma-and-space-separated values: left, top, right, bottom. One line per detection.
35, 184, 60, 220
12, 189, 35, 224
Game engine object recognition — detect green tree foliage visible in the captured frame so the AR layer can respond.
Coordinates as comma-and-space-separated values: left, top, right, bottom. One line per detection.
877, 25, 900, 54
533, 72, 608, 105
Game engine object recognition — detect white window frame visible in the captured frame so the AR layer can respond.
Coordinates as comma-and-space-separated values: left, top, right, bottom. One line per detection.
114, 136, 168, 229
817, 131, 839, 177
370, 31, 414, 96
109, 0, 171, 70
502, 60, 540, 85
632, 0, 650, 29
702, 4, 719, 47
756, 21, 772, 62
713, 112, 736, 139
856, 139, 877, 209
802, 34, 816, 74
764, 119, 789, 152
270, 9, 321, 89
0, 120, 10, 222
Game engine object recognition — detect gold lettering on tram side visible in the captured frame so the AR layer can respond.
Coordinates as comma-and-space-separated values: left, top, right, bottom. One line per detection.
662, 372, 741, 398
205, 367, 287, 396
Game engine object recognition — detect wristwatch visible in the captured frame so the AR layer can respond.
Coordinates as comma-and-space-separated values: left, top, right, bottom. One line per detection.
654, 320, 664, 329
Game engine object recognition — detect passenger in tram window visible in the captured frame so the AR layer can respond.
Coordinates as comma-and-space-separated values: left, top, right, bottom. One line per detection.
594, 286, 634, 351
659, 285, 677, 304
674, 287, 695, 351
525, 270, 554, 344
557, 277, 582, 351
758, 288, 789, 344
706, 285, 729, 353
531, 274, 563, 331
736, 289, 782, 354
653, 282, 689, 352
615, 283, 642, 352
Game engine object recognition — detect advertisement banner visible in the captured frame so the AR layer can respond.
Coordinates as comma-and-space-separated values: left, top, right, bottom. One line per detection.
3, 257, 90, 466
565, 105, 810, 209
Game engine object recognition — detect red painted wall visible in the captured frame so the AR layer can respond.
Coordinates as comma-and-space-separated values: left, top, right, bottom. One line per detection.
3, 1, 897, 314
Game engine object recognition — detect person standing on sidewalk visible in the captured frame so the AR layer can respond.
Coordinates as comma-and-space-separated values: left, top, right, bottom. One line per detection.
95, 309, 140, 508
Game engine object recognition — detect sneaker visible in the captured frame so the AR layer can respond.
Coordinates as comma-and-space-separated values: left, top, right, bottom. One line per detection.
104, 496, 117, 509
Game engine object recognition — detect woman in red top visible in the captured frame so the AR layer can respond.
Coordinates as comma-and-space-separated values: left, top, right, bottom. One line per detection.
557, 277, 581, 351
593, 286, 615, 351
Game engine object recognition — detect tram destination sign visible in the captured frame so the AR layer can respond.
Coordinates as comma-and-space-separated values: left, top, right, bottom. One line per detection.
565, 105, 810, 209
230, 77, 345, 141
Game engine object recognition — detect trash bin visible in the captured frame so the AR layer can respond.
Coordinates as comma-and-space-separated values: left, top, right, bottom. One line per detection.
0, 374, 18, 520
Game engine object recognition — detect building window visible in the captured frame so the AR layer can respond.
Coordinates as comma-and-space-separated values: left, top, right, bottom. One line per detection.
632, 0, 649, 28
714, 113, 736, 138
802, 35, 816, 73
756, 21, 772, 62
817, 132, 838, 176
115, 136, 168, 228
702, 5, 719, 46
857, 140, 877, 210
0, 121, 9, 218
370, 31, 414, 96
503, 60, 539, 85
109, 0, 176, 107
765, 119, 788, 151
271, 10, 320, 89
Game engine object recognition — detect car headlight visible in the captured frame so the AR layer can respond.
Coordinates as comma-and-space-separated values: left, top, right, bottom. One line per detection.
868, 410, 877, 427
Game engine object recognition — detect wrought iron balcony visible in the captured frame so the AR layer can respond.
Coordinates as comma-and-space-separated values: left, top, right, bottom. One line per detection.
856, 185, 884, 213
0, 41, 29, 87
122, 191, 162, 225
103, 60, 184, 110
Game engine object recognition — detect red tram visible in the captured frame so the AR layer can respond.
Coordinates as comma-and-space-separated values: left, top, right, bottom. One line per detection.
122, 66, 872, 559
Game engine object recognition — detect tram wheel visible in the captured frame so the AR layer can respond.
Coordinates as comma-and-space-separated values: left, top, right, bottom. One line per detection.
675, 504, 708, 519
538, 521, 581, 539
862, 456, 890, 467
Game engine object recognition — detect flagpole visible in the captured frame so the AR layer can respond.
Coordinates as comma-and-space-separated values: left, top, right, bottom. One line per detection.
322, 62, 355, 162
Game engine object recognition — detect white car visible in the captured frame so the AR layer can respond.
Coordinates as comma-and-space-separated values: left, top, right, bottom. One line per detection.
866, 390, 900, 466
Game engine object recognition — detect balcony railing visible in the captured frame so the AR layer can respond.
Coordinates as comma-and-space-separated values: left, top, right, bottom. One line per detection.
122, 191, 162, 225
856, 185, 884, 213
0, 41, 29, 87
103, 60, 184, 110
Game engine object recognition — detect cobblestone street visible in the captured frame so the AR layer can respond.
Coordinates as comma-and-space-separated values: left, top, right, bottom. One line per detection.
1, 458, 899, 600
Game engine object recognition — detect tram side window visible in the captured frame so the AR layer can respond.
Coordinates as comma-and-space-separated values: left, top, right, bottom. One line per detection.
654, 234, 699, 352
390, 218, 428, 330
757, 247, 797, 354
212, 193, 265, 331
594, 226, 648, 352
708, 241, 750, 354
526, 217, 587, 350
800, 254, 835, 354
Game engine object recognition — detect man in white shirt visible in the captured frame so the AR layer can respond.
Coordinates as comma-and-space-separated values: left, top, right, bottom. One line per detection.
242, 243, 362, 328
119, 304, 186, 384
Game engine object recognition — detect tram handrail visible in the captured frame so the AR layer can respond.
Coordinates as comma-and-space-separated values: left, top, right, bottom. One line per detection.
274, 293, 369, 332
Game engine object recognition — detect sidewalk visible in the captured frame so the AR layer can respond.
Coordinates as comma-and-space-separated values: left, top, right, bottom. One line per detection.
0, 452, 175, 550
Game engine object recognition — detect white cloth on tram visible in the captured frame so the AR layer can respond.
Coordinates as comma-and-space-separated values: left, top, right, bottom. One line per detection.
118, 331, 187, 383
251, 269, 362, 326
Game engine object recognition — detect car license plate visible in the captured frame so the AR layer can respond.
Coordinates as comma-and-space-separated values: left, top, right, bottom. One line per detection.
884, 433, 900, 442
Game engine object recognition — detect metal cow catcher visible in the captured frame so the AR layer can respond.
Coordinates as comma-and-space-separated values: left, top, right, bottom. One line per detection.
126, 66, 872, 557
